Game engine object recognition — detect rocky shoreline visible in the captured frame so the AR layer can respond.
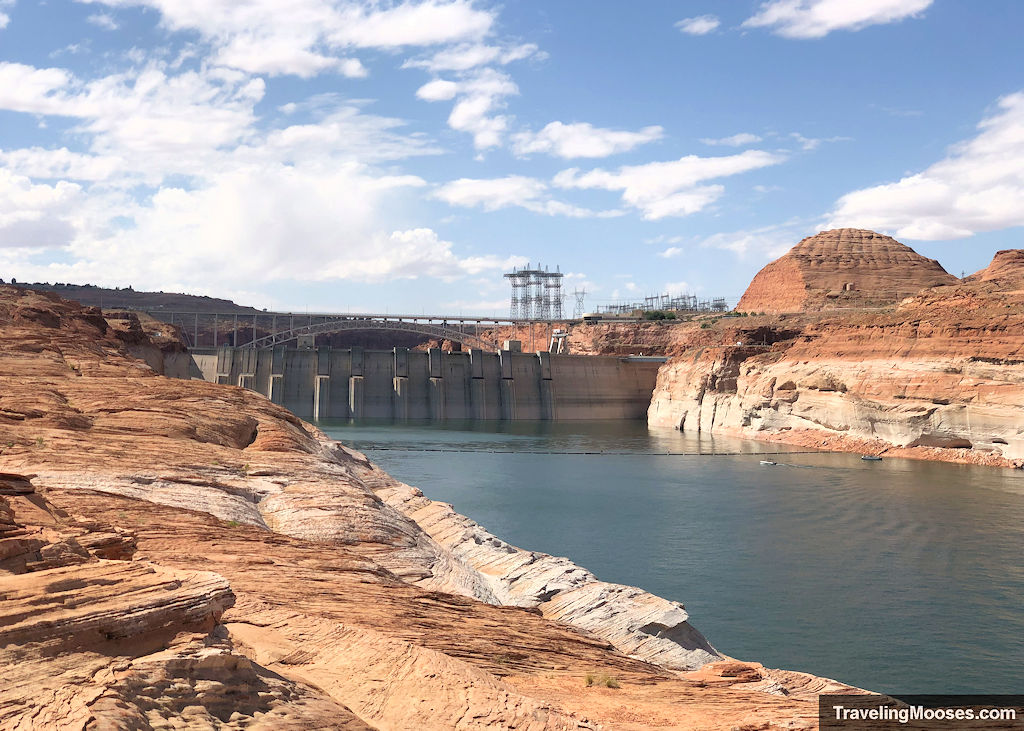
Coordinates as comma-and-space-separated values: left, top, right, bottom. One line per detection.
0, 284, 865, 729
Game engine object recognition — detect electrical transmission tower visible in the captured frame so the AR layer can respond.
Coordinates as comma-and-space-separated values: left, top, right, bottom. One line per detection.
504, 264, 564, 320
572, 288, 587, 319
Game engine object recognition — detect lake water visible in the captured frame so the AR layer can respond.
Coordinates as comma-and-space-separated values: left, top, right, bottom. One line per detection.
318, 418, 1024, 694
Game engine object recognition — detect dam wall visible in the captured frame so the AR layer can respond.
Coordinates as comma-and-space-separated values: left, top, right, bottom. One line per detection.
188, 346, 660, 421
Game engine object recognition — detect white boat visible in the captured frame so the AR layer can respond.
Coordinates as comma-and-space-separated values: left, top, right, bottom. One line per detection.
861, 455, 883, 461
760, 460, 777, 466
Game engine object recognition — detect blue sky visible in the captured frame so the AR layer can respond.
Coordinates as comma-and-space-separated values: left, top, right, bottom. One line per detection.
0, 0, 1021, 313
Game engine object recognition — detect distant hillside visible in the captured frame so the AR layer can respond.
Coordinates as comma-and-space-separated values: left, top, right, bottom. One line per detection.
8, 281, 260, 313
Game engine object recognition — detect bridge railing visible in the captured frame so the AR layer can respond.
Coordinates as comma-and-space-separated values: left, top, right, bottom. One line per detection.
144, 311, 514, 350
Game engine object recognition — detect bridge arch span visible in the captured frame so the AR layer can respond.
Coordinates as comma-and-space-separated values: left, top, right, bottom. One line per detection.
248, 318, 497, 351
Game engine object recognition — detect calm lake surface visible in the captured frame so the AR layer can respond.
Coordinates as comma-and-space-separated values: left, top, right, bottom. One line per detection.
318, 418, 1024, 694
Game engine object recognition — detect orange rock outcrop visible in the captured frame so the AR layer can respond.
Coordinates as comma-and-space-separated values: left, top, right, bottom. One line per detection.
0, 285, 859, 729
737, 228, 958, 313
965, 248, 1024, 286
651, 246, 1024, 467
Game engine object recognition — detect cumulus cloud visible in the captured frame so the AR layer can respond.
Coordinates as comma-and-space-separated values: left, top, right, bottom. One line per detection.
417, 68, 519, 149
2, 162, 434, 288
0, 147, 124, 181
415, 78, 459, 101
511, 121, 663, 159
675, 15, 720, 35
434, 175, 621, 218
743, 0, 933, 39
80, 0, 496, 77
0, 169, 82, 249
553, 150, 785, 220
0, 56, 501, 291
827, 92, 1024, 240
700, 132, 762, 147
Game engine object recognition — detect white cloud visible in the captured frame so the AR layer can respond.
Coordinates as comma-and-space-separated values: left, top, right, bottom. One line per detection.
0, 169, 83, 249
553, 149, 785, 219
659, 246, 684, 258
404, 42, 540, 72
700, 132, 762, 146
2, 162, 433, 287
511, 121, 663, 159
0, 62, 263, 174
789, 132, 851, 150
743, 0, 933, 39
81, 0, 496, 77
0, 147, 123, 181
328, 227, 520, 281
416, 78, 459, 101
696, 222, 806, 258
417, 68, 519, 149
675, 15, 720, 35
435, 175, 545, 211
0, 63, 73, 114
256, 106, 442, 163
328, 0, 493, 48
827, 92, 1024, 240
0, 0, 11, 30
86, 12, 119, 30
664, 280, 693, 295
0, 55, 500, 291
434, 175, 621, 218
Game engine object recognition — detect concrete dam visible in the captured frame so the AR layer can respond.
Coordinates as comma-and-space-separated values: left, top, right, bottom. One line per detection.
187, 346, 662, 421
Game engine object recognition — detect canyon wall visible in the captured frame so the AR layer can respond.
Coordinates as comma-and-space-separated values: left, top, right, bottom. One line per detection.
651, 239, 1024, 467
0, 285, 857, 729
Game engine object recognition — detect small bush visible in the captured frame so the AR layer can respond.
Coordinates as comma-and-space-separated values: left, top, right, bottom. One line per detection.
700, 322, 712, 329
642, 310, 676, 321
585, 673, 620, 689
226, 520, 241, 528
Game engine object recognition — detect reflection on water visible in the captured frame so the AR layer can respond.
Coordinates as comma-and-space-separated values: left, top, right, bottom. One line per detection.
319, 418, 1024, 694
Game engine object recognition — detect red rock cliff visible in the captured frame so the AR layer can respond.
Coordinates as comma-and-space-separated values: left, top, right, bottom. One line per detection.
737, 228, 958, 313
653, 247, 1024, 467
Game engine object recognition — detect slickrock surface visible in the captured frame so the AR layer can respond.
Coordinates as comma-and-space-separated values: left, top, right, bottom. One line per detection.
737, 228, 957, 313
651, 245, 1024, 466
0, 285, 856, 728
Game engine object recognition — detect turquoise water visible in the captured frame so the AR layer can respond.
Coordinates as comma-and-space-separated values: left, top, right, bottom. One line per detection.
318, 419, 1024, 694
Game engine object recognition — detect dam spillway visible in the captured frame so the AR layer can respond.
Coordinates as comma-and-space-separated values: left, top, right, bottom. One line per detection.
188, 346, 662, 421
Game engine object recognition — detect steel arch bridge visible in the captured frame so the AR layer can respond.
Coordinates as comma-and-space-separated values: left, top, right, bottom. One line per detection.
247, 317, 497, 350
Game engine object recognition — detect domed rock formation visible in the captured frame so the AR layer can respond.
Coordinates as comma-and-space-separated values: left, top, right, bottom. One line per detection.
965, 249, 1024, 286
737, 228, 958, 313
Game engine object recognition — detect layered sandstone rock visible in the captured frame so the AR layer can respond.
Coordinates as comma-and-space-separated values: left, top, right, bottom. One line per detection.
737, 228, 958, 313
652, 248, 1024, 466
0, 285, 851, 729
965, 248, 1024, 286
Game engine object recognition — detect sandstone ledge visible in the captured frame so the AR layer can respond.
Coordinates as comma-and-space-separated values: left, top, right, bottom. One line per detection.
0, 285, 855, 729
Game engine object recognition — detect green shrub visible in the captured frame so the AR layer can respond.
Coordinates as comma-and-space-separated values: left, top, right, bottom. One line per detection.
642, 310, 676, 321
